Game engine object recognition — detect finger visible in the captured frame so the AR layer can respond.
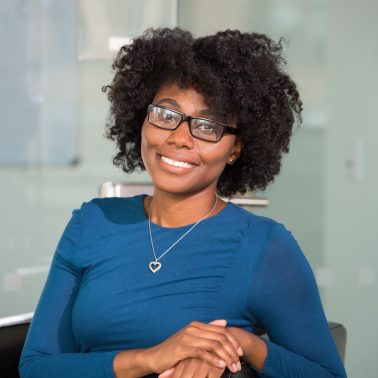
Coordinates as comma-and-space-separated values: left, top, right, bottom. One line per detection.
207, 364, 226, 378
185, 345, 236, 373
193, 338, 240, 373
180, 334, 237, 373
209, 320, 243, 356
171, 360, 186, 378
188, 358, 224, 378
210, 321, 244, 356
158, 367, 175, 378
180, 358, 209, 378
190, 321, 243, 358
181, 360, 197, 378
190, 364, 208, 378
190, 321, 242, 353
208, 367, 226, 378
185, 326, 241, 367
193, 360, 219, 378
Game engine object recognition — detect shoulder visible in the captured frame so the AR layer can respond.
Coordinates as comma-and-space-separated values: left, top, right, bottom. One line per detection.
53, 195, 147, 268
227, 203, 287, 242
241, 211, 314, 287
70, 194, 147, 243
229, 205, 305, 269
238, 205, 299, 249
84, 194, 146, 222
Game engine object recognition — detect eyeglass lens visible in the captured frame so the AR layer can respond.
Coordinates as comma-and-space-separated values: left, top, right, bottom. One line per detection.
148, 106, 224, 142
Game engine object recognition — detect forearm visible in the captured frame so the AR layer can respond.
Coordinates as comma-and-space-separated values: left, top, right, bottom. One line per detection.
259, 340, 347, 378
19, 351, 118, 378
113, 347, 156, 378
229, 329, 345, 377
240, 333, 267, 371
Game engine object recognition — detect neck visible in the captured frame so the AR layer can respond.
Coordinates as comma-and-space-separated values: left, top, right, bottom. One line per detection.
145, 188, 224, 228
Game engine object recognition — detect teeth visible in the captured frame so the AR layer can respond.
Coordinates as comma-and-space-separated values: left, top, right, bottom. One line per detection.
161, 155, 194, 168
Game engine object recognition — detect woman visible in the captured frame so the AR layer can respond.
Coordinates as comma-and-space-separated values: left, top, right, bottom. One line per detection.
19, 28, 347, 378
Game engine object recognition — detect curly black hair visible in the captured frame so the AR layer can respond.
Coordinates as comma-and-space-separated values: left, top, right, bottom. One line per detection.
103, 27, 302, 197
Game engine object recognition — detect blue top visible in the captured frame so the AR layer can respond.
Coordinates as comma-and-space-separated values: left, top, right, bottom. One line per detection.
19, 195, 346, 377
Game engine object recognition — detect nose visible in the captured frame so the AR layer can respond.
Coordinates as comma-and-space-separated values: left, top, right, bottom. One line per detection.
165, 120, 194, 149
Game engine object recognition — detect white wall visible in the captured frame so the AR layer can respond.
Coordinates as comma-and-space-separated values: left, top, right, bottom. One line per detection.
324, 1, 378, 376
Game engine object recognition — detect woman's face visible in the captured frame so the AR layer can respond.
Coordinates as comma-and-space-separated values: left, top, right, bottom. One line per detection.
141, 82, 241, 196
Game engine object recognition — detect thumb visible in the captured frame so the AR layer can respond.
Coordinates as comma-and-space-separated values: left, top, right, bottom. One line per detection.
209, 319, 227, 327
158, 367, 175, 378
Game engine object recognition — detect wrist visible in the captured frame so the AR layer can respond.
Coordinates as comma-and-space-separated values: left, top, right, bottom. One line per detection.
140, 345, 158, 373
227, 327, 267, 371
113, 348, 155, 378
242, 333, 267, 371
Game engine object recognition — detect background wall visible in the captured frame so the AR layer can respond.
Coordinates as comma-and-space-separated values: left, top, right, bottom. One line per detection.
323, 1, 378, 376
1, 1, 377, 376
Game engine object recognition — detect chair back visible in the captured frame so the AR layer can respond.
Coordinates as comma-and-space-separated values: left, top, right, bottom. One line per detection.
99, 182, 269, 208
0, 313, 33, 378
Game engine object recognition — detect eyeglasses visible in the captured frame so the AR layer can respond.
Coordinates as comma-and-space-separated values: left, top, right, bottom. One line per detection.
147, 104, 240, 142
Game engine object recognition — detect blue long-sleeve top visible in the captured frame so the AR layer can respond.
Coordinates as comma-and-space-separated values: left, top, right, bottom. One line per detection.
19, 195, 347, 377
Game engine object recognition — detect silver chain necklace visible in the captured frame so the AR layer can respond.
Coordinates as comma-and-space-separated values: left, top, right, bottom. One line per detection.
147, 196, 218, 273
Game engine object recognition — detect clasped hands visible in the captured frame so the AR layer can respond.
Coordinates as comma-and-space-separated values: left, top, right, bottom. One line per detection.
150, 319, 248, 378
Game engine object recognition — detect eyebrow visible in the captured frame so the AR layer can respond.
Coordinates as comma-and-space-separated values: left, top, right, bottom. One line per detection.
156, 98, 214, 116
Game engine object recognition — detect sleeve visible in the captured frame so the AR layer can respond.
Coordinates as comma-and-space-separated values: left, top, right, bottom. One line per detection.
247, 223, 347, 378
19, 203, 118, 378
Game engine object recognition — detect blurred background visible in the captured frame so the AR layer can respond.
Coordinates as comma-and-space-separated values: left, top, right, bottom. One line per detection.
0, 0, 377, 376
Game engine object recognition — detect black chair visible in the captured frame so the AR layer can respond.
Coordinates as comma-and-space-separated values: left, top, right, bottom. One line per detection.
0, 313, 32, 378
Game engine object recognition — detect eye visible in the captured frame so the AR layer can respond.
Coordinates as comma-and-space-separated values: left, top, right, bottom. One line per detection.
195, 121, 218, 133
157, 108, 177, 123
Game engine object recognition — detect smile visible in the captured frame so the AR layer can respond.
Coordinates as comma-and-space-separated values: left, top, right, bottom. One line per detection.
160, 155, 195, 169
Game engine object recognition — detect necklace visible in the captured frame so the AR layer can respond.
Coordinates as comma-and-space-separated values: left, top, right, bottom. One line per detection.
147, 196, 218, 273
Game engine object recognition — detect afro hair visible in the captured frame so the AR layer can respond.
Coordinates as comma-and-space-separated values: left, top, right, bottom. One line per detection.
103, 27, 302, 197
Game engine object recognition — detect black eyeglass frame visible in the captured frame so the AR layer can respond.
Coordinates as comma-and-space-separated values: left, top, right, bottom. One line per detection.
147, 104, 240, 142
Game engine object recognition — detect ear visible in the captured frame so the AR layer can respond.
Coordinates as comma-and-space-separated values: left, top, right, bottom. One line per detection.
228, 137, 243, 165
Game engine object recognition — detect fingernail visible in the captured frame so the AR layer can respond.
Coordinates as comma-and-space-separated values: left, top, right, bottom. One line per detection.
232, 363, 238, 372
237, 361, 242, 371
238, 346, 243, 356
218, 360, 226, 367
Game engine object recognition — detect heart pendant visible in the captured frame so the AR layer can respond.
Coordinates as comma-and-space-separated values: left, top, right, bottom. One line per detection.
149, 261, 162, 273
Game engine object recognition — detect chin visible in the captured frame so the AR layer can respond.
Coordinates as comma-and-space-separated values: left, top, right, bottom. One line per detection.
152, 177, 216, 197
153, 182, 197, 196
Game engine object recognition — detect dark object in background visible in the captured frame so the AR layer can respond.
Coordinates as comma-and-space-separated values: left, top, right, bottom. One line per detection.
0, 318, 30, 378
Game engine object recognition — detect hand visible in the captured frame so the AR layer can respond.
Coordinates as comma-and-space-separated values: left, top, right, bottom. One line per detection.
227, 327, 267, 371
158, 357, 226, 378
226, 327, 255, 350
146, 319, 243, 374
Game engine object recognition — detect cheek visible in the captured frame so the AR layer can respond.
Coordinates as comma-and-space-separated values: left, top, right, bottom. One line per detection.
201, 143, 234, 167
141, 123, 165, 148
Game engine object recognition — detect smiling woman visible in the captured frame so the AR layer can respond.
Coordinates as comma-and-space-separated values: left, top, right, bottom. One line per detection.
19, 28, 347, 378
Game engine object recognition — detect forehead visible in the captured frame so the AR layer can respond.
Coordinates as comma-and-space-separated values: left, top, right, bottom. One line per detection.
153, 82, 208, 111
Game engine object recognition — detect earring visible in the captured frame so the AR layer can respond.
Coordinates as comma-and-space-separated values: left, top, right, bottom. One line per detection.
228, 157, 235, 165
